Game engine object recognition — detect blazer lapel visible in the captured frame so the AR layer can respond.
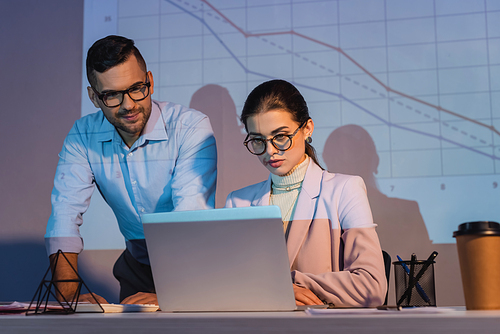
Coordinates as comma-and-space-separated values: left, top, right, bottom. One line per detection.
251, 174, 272, 206
286, 160, 322, 266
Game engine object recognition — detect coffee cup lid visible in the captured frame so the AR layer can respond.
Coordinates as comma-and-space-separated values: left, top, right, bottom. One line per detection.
453, 221, 500, 237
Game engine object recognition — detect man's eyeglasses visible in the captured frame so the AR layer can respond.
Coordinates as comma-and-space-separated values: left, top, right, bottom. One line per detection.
92, 75, 151, 108
244, 120, 308, 155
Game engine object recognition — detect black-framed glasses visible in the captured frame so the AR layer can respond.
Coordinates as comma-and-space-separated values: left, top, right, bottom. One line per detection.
244, 120, 308, 155
92, 75, 151, 108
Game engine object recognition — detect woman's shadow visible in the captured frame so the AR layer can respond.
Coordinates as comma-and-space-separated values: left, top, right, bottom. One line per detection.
323, 125, 464, 305
322, 124, 432, 258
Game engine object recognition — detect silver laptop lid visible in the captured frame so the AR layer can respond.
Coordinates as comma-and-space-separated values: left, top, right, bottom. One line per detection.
142, 206, 296, 312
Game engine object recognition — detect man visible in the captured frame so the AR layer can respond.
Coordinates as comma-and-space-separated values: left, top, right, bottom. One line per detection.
45, 35, 217, 304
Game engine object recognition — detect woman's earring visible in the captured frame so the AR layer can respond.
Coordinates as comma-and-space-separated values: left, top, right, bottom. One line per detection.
306, 136, 312, 144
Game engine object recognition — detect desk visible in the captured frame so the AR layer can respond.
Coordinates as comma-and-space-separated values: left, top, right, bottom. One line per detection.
1, 307, 500, 334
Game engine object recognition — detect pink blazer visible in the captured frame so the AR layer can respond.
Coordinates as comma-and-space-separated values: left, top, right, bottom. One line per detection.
225, 160, 387, 307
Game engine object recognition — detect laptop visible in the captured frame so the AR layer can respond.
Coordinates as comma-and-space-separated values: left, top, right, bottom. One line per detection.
141, 206, 297, 312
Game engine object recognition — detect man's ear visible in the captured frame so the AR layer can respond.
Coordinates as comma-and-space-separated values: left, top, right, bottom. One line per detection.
148, 71, 154, 96
87, 86, 101, 108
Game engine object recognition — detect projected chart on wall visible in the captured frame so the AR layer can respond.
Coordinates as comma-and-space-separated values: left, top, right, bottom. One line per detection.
81, 0, 500, 249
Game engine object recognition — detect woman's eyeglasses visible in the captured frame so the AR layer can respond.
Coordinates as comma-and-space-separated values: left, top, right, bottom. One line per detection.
243, 120, 308, 155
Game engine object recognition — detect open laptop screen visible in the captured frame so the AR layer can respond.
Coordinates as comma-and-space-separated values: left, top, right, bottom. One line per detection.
142, 206, 297, 312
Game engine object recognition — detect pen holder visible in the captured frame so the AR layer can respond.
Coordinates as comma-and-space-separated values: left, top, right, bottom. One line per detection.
393, 259, 436, 307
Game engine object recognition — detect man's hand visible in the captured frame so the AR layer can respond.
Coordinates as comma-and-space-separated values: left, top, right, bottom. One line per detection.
293, 284, 323, 306
77, 293, 108, 304
121, 292, 158, 305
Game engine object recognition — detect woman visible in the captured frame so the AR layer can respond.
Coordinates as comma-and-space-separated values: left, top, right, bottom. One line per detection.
225, 80, 387, 307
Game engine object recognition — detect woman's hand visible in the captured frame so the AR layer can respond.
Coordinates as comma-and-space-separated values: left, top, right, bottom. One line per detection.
121, 292, 158, 305
293, 284, 323, 305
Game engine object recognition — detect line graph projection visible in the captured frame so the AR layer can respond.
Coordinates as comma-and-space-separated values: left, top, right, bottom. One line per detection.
81, 0, 500, 245
129, 0, 500, 178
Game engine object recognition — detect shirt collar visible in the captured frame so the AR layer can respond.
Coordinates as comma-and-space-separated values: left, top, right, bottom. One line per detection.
96, 100, 168, 145
141, 100, 168, 142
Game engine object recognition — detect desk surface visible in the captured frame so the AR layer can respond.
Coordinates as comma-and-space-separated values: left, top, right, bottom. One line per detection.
1, 307, 500, 334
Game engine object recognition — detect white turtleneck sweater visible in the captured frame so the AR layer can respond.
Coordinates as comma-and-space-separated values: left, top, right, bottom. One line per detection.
270, 155, 309, 234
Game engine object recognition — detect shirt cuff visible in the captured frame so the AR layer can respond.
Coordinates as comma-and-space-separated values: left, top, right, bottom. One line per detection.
45, 236, 83, 256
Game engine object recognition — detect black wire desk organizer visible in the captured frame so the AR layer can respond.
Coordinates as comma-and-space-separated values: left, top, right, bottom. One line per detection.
26, 250, 104, 315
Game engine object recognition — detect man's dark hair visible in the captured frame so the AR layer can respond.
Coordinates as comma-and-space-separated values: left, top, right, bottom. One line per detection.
86, 35, 147, 88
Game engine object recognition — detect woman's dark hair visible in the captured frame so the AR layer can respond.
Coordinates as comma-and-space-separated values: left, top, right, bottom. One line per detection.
86, 35, 147, 88
241, 79, 323, 168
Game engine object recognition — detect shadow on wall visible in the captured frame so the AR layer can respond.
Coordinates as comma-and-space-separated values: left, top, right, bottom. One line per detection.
190, 84, 268, 208
322, 124, 464, 306
322, 124, 432, 257
0, 241, 119, 303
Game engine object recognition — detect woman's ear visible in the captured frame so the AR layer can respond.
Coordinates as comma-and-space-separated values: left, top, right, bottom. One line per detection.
304, 118, 314, 137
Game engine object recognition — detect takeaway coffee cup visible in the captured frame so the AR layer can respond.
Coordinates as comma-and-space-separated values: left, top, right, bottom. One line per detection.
453, 221, 500, 310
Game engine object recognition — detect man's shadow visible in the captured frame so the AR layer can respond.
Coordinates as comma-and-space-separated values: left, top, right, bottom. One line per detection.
190, 84, 268, 208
